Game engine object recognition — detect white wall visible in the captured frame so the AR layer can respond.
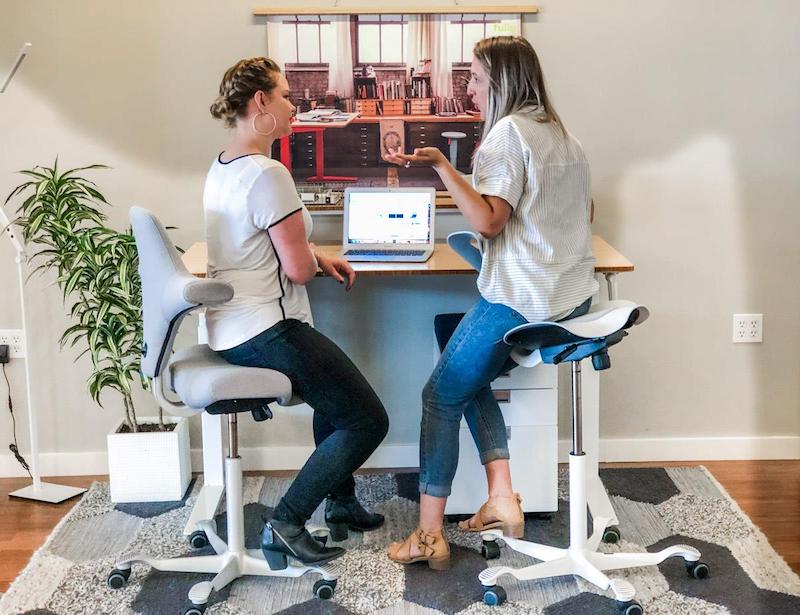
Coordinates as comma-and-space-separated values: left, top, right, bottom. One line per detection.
1, 1, 798, 476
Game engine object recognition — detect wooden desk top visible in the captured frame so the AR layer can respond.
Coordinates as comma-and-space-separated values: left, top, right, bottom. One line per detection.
182, 236, 633, 278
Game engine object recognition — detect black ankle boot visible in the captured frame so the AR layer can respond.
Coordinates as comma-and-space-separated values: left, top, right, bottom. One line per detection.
261, 519, 345, 569
325, 495, 385, 541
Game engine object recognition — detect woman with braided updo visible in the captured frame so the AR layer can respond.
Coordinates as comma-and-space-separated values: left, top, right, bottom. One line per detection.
204, 57, 388, 567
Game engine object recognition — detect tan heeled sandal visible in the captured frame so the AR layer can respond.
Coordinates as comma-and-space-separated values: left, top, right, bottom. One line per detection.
387, 527, 451, 570
458, 492, 524, 538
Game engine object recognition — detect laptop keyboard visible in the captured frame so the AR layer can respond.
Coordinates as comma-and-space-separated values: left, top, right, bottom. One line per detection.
344, 249, 426, 257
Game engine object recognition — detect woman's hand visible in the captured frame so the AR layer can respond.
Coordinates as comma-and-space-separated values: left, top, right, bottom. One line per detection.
383, 147, 449, 172
316, 252, 356, 291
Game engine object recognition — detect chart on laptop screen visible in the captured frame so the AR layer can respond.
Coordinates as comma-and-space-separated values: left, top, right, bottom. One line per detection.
347, 192, 431, 244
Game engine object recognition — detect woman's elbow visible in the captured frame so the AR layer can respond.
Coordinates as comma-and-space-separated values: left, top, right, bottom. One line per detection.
477, 221, 503, 240
284, 261, 317, 285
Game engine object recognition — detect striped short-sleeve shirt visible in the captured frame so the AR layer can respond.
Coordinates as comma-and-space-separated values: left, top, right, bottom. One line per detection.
472, 110, 599, 322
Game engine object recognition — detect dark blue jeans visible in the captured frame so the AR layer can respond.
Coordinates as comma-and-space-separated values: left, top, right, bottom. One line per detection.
420, 297, 592, 497
220, 319, 389, 526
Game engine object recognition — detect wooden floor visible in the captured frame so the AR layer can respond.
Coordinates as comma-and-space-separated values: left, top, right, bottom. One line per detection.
1, 461, 798, 594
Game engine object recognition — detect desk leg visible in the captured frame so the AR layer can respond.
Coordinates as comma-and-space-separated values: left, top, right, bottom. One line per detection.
306, 128, 358, 183
604, 273, 619, 302
184, 311, 225, 535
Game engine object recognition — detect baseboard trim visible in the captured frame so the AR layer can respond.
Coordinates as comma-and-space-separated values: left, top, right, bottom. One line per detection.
0, 451, 109, 479
1, 436, 799, 477
590, 435, 800, 462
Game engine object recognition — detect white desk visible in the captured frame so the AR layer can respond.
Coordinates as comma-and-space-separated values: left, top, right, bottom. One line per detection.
181, 239, 634, 534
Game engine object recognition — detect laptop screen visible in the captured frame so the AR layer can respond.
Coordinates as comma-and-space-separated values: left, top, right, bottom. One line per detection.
346, 190, 433, 245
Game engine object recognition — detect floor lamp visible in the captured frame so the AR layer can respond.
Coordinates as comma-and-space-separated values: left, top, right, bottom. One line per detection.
1, 43, 86, 503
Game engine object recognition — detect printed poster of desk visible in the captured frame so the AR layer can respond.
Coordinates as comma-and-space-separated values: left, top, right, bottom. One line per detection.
279, 113, 359, 182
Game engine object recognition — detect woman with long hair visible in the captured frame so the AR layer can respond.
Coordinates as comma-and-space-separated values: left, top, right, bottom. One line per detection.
385, 36, 598, 569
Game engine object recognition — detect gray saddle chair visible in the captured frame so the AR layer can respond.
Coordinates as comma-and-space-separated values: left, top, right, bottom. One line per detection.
446, 233, 709, 615
107, 208, 337, 615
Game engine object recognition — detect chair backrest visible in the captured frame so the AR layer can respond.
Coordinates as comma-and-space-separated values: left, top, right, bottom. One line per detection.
447, 231, 483, 270
130, 207, 233, 379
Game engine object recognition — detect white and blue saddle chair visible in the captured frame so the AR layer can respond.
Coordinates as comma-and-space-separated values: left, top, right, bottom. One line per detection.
447, 233, 709, 615
107, 208, 337, 615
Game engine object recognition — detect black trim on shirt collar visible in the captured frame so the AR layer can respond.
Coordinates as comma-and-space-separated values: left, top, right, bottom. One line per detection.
217, 152, 267, 165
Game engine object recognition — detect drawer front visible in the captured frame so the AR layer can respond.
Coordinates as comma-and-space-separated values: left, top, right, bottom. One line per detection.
409, 100, 431, 115
447, 423, 558, 514
491, 363, 557, 390
325, 124, 377, 167
484, 388, 557, 426
381, 100, 404, 115
355, 100, 378, 116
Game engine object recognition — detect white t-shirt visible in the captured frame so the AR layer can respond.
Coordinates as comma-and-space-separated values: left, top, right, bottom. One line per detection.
472, 111, 599, 322
203, 153, 313, 351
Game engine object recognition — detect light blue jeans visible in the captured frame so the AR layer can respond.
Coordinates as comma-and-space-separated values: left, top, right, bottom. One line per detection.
418, 296, 591, 497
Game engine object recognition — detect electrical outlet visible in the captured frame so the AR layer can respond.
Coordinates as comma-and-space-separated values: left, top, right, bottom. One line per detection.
733, 314, 763, 343
0, 329, 25, 357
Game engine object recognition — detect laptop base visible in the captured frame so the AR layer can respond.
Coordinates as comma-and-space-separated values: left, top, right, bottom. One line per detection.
343, 249, 433, 263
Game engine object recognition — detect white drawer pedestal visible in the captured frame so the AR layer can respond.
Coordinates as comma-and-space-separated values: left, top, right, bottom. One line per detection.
446, 364, 559, 514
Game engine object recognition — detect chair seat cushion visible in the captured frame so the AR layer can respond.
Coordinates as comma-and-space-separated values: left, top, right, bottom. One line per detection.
167, 345, 293, 410
504, 300, 649, 351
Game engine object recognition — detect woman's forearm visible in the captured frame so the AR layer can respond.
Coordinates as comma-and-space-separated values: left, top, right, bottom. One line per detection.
435, 163, 508, 238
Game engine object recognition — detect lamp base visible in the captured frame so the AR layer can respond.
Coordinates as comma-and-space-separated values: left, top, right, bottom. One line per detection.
8, 481, 87, 503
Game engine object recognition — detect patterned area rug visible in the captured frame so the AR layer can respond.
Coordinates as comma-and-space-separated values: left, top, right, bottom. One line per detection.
1, 467, 799, 615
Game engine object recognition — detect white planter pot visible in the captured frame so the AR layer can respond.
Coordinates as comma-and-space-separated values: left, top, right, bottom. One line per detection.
107, 416, 191, 503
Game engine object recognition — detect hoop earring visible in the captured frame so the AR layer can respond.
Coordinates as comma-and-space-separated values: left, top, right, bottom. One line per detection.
252, 111, 277, 136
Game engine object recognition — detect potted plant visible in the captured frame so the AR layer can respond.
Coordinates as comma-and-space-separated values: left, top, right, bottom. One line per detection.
4, 160, 191, 502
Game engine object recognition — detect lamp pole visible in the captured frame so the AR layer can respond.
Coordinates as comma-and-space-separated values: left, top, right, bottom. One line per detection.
1, 42, 86, 502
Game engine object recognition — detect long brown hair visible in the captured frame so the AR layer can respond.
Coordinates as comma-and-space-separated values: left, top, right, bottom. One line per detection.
473, 36, 565, 141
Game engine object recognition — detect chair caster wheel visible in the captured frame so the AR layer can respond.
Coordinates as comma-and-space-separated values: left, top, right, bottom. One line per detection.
481, 539, 501, 560
313, 579, 337, 600
686, 561, 710, 579
107, 568, 131, 589
189, 530, 209, 549
603, 526, 621, 544
617, 600, 643, 615
183, 606, 206, 615
482, 585, 507, 606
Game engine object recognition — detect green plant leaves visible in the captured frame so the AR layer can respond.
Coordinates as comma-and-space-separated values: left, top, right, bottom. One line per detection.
4, 160, 145, 430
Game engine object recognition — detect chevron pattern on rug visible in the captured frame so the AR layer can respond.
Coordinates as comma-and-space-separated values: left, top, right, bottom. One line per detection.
1, 467, 798, 615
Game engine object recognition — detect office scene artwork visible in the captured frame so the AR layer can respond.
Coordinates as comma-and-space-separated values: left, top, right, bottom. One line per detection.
265, 13, 521, 202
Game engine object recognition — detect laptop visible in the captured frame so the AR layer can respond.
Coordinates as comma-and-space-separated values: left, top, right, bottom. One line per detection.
342, 187, 436, 262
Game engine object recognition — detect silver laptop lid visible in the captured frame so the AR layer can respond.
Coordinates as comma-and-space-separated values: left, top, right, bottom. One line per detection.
343, 187, 436, 249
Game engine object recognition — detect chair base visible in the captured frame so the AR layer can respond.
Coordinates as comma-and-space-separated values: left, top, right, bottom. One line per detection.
112, 536, 337, 609
108, 457, 338, 613
479, 454, 706, 611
